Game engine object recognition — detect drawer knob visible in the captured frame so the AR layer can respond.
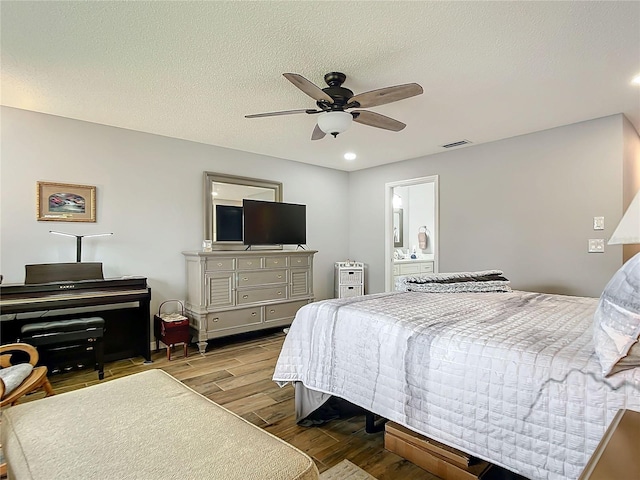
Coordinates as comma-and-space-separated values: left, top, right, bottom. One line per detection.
213, 318, 219, 322
277, 291, 282, 295
277, 275, 282, 279
274, 260, 279, 264
247, 261, 252, 265
269, 309, 275, 314
217, 262, 222, 267
251, 312, 257, 317
242, 294, 249, 299
242, 277, 248, 281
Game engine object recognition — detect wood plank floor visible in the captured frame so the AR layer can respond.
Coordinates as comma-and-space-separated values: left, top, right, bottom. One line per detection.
24, 329, 523, 480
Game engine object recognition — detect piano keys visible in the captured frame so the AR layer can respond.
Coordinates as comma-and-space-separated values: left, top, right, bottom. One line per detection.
1, 273, 152, 363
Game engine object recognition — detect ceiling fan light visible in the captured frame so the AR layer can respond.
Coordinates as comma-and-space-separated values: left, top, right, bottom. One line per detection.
318, 111, 353, 137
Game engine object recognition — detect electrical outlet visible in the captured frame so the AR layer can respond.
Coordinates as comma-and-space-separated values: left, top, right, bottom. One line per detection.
588, 239, 605, 253
593, 216, 605, 230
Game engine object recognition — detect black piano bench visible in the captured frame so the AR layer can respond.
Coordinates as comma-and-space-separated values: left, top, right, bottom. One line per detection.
20, 317, 105, 380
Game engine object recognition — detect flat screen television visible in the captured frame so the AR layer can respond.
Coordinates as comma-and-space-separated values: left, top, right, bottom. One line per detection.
243, 199, 306, 246
215, 205, 243, 241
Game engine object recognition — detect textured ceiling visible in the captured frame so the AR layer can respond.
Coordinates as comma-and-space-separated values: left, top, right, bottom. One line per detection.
2, 1, 639, 172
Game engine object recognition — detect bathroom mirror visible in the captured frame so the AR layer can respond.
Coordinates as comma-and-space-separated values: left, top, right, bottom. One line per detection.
393, 209, 403, 247
204, 172, 282, 249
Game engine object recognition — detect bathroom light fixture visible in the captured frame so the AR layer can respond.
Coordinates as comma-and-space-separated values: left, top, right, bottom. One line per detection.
344, 152, 357, 161
632, 74, 640, 85
317, 111, 353, 137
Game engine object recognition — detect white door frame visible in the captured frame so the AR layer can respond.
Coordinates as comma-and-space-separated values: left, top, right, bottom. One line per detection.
384, 175, 439, 292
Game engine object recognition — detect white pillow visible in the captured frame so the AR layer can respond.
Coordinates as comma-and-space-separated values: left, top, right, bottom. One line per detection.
593, 252, 640, 376
0, 363, 34, 398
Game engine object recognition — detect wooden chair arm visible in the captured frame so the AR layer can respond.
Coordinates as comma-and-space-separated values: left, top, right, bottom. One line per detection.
0, 343, 40, 367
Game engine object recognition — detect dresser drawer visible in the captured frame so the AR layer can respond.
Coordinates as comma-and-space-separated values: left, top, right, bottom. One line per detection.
236, 257, 263, 270
399, 263, 422, 275
237, 286, 287, 305
206, 257, 235, 271
265, 300, 308, 323
237, 269, 287, 287
207, 307, 262, 332
420, 262, 434, 274
288, 255, 309, 267
339, 270, 363, 285
265, 256, 287, 268
339, 285, 363, 298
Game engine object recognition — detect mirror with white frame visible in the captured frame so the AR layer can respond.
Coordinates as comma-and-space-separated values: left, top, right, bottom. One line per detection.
385, 175, 439, 291
204, 172, 282, 249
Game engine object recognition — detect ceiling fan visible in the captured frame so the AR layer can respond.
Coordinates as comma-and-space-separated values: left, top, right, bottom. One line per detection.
245, 72, 423, 140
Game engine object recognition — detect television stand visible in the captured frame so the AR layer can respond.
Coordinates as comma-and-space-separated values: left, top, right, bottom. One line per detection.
182, 250, 317, 354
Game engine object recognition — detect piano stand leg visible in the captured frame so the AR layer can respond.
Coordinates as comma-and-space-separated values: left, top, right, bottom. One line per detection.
94, 338, 105, 381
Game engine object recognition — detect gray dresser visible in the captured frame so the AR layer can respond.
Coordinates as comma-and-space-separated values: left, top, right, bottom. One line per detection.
183, 250, 316, 353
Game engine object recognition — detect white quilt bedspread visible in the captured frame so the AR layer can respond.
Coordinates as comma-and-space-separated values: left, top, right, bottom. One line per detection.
273, 291, 640, 480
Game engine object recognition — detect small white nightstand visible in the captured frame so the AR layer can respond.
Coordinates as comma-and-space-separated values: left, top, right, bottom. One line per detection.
334, 262, 364, 298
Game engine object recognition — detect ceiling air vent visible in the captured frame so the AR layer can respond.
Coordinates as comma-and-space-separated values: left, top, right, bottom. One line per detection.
441, 140, 472, 149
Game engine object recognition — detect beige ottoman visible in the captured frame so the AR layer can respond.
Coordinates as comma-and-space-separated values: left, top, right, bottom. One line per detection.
1, 369, 319, 480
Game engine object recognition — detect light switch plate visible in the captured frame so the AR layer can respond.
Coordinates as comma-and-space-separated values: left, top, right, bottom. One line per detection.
588, 239, 605, 253
593, 216, 605, 230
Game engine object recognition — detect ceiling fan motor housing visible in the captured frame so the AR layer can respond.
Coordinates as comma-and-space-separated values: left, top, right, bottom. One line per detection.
318, 72, 355, 110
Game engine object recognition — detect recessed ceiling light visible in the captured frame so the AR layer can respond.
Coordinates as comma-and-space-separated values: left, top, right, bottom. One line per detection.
344, 152, 357, 161
632, 74, 640, 85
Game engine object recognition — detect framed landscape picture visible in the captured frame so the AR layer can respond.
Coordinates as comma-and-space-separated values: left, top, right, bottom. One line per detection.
37, 181, 96, 222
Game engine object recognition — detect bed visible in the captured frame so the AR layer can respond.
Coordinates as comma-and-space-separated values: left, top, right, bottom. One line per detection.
272, 284, 640, 480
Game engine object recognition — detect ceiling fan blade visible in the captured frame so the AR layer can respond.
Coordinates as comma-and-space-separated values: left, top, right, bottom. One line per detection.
350, 83, 423, 108
352, 110, 406, 132
311, 124, 326, 140
245, 109, 317, 118
283, 73, 334, 104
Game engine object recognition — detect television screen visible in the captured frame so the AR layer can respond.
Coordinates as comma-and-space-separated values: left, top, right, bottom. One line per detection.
243, 200, 306, 246
215, 205, 243, 241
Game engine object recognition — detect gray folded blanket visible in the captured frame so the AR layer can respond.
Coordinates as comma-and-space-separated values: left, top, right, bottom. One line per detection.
396, 269, 511, 293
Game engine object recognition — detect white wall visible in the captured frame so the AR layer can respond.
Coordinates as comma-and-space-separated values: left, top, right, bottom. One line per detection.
348, 115, 632, 298
0, 107, 349, 310
2, 108, 636, 306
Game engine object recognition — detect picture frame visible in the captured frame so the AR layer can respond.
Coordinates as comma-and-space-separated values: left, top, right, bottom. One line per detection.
36, 181, 96, 222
